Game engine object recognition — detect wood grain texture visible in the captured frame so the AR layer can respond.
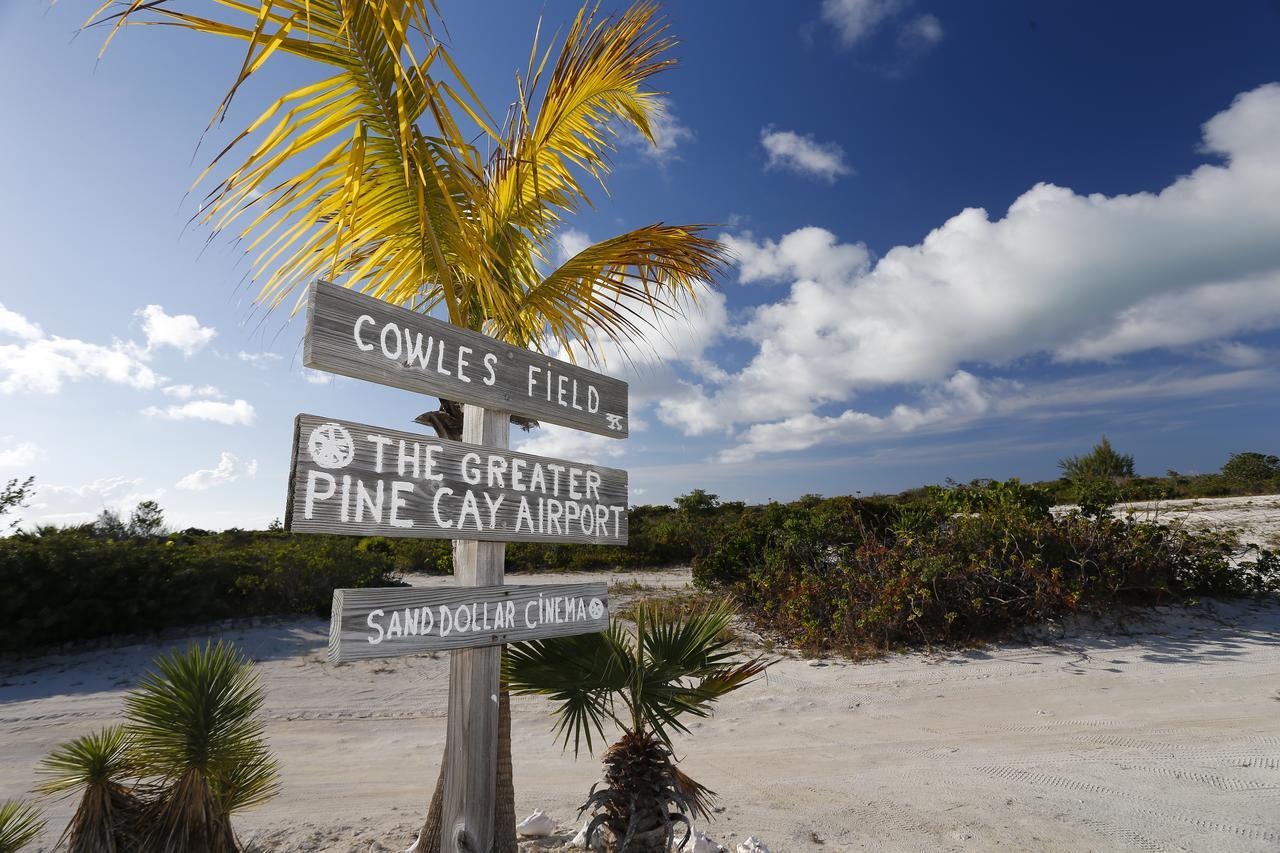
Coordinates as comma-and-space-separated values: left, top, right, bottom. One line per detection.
285, 412, 629, 545
444, 406, 507, 853
303, 280, 629, 438
327, 582, 609, 663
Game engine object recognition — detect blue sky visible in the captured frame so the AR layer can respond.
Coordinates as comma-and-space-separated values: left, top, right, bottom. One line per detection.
2, 0, 1280, 529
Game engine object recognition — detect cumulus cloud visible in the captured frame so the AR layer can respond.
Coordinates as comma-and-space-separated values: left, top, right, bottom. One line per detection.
237, 351, 282, 367
628, 97, 694, 162
555, 228, 594, 265
176, 451, 259, 491
722, 227, 870, 285
0, 335, 161, 394
142, 399, 256, 426
137, 305, 216, 356
0, 303, 220, 394
0, 437, 41, 468
0, 303, 43, 340
720, 367, 1273, 463
162, 383, 222, 399
760, 128, 852, 182
898, 13, 944, 51
20, 475, 165, 527
660, 84, 1280, 459
514, 424, 625, 465
820, 0, 905, 46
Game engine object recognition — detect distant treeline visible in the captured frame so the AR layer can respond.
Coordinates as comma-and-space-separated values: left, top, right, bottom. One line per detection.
1, 442, 1276, 652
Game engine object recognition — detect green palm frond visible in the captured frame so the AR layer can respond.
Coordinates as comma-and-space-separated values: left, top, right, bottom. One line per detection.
35, 726, 140, 853
125, 641, 280, 818
0, 800, 44, 853
504, 626, 631, 755
506, 599, 769, 755
35, 725, 133, 796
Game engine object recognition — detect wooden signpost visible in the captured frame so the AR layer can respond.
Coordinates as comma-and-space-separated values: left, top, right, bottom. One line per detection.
303, 280, 629, 438
288, 281, 630, 853
327, 582, 609, 662
286, 413, 628, 544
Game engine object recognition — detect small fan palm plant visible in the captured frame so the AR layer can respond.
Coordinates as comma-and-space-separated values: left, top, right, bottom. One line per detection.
0, 800, 44, 853
506, 599, 768, 853
35, 725, 140, 852
124, 641, 280, 853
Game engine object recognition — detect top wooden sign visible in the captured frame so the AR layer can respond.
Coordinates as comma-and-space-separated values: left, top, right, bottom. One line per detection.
303, 281, 629, 438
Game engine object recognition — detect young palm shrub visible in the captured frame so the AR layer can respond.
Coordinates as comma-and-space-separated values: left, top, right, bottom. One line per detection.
505, 599, 767, 853
0, 800, 44, 853
124, 641, 280, 853
35, 726, 140, 852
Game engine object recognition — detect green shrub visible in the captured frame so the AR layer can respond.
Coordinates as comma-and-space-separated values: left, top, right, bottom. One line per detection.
0, 528, 396, 652
705, 480, 1279, 656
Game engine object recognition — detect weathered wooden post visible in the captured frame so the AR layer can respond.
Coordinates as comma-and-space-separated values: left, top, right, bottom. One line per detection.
443, 404, 507, 852
288, 281, 630, 853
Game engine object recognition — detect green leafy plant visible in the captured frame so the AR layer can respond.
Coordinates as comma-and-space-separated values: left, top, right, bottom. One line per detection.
35, 726, 140, 853
1058, 435, 1135, 480
1221, 451, 1280, 484
0, 800, 44, 853
124, 642, 280, 853
506, 600, 768, 852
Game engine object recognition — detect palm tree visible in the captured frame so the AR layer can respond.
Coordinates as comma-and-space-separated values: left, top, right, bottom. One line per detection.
85, 1, 728, 848
123, 641, 280, 853
35, 726, 141, 852
505, 600, 768, 852
0, 800, 44, 853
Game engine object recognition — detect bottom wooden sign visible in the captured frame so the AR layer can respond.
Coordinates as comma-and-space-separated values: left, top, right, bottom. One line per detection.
328, 582, 608, 662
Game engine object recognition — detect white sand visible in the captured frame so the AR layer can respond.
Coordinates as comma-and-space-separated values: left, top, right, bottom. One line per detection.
2, 499, 1278, 852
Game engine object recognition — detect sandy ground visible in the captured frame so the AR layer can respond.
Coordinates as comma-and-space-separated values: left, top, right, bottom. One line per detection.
1113, 493, 1280, 551
2, 503, 1279, 852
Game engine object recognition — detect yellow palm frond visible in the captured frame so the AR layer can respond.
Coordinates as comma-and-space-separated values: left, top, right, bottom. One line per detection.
86, 0, 729, 364
502, 223, 728, 357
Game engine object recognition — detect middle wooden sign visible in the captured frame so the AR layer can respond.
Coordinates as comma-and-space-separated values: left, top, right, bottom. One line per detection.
285, 413, 629, 545
303, 280, 629, 438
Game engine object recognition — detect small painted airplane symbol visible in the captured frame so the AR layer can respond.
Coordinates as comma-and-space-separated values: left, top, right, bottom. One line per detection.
605, 413, 624, 431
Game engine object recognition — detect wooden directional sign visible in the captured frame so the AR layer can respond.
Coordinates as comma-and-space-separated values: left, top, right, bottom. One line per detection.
303, 280, 629, 438
327, 582, 609, 663
285, 413, 629, 545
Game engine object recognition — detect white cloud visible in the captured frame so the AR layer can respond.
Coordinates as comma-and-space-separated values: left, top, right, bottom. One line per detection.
303, 368, 334, 385
0, 303, 44, 340
760, 128, 852, 183
720, 367, 1274, 462
143, 399, 256, 426
21, 475, 166, 528
722, 227, 870, 285
176, 451, 259, 491
514, 424, 625, 465
899, 13, 944, 51
625, 97, 694, 162
0, 438, 41, 468
658, 84, 1280, 459
238, 351, 282, 367
0, 335, 161, 394
555, 228, 594, 265
1205, 341, 1268, 368
137, 305, 216, 356
162, 383, 223, 399
0, 303, 218, 395
820, 0, 905, 46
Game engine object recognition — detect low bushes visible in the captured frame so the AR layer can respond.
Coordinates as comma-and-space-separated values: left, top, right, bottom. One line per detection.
0, 528, 396, 652
696, 480, 1279, 655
